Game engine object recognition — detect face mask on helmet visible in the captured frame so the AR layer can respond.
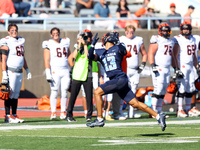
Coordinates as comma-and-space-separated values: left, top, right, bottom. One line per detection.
159, 25, 171, 38
180, 24, 192, 36
101, 32, 119, 46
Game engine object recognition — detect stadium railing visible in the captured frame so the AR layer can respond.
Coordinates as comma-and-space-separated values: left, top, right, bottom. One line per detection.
0, 16, 193, 31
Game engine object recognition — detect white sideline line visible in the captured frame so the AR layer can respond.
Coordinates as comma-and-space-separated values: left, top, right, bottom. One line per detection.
0, 120, 200, 130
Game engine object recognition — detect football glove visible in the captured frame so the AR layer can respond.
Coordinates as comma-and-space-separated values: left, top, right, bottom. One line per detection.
0, 84, 10, 100
138, 62, 146, 73
91, 33, 99, 47
26, 68, 32, 80
174, 67, 184, 78
1, 71, 8, 85
151, 63, 158, 74
45, 69, 53, 83
196, 63, 200, 76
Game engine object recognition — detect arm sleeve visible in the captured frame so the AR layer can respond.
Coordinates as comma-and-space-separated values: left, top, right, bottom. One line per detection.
0, 38, 7, 46
172, 37, 178, 44
118, 43, 127, 56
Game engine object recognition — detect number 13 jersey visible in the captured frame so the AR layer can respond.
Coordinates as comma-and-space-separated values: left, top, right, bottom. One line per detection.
42, 38, 70, 69
0, 36, 25, 69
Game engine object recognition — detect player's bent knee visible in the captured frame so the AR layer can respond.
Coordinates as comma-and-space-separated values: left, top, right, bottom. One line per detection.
94, 87, 104, 96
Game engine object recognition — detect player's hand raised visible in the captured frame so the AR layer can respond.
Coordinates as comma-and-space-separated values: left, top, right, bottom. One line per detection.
91, 33, 99, 47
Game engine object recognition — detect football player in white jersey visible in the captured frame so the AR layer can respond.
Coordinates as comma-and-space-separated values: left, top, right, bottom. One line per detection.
172, 22, 198, 117
1, 23, 32, 123
119, 25, 147, 119
148, 23, 175, 116
43, 27, 71, 120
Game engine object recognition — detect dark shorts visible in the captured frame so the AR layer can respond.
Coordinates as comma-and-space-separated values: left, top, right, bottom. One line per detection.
100, 74, 135, 103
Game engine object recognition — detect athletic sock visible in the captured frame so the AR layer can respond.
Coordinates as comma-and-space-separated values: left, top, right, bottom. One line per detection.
11, 99, 18, 115
177, 97, 183, 111
5, 98, 11, 115
97, 117, 103, 122
157, 98, 163, 113
185, 97, 192, 112
151, 97, 158, 112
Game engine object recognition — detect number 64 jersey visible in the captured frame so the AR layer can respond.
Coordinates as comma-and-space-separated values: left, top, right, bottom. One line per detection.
42, 38, 70, 69
1, 36, 25, 69
150, 35, 175, 68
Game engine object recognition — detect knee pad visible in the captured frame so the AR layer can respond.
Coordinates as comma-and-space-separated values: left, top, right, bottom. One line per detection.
185, 92, 193, 98
159, 95, 165, 99
177, 92, 185, 98
152, 93, 160, 99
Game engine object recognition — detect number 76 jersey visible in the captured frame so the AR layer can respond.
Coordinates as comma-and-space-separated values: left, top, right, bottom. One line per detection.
42, 38, 70, 69
150, 35, 175, 68
0, 36, 25, 69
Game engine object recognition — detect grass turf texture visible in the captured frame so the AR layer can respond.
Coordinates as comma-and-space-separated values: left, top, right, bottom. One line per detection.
0, 113, 199, 150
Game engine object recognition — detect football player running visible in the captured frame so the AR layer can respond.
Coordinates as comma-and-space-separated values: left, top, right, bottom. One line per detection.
1, 23, 32, 123
43, 27, 71, 120
119, 25, 147, 119
148, 23, 175, 116
172, 22, 198, 117
87, 32, 166, 131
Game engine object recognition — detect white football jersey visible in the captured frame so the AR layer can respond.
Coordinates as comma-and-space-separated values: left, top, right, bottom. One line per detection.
192, 35, 200, 57
150, 35, 174, 67
0, 36, 25, 69
172, 34, 196, 65
42, 38, 70, 69
119, 35, 143, 69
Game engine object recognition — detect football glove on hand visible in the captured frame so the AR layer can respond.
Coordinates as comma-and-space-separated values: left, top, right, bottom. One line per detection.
26, 68, 32, 80
91, 33, 99, 47
151, 63, 158, 74
0, 84, 10, 100
174, 67, 184, 78
138, 62, 146, 73
1, 71, 8, 85
45, 69, 53, 83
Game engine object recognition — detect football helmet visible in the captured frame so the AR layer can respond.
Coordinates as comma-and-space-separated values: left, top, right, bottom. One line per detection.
195, 78, 200, 90
180, 22, 192, 36
83, 29, 93, 37
0, 84, 11, 100
158, 23, 172, 38
167, 81, 178, 94
101, 32, 119, 46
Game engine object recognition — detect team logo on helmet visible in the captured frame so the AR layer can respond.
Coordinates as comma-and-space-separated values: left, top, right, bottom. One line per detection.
158, 23, 172, 38
180, 22, 192, 36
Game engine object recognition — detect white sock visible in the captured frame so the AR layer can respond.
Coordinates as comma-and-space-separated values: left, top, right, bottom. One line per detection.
157, 98, 163, 113
177, 97, 184, 111
156, 114, 160, 120
185, 97, 192, 112
61, 97, 67, 112
97, 117, 103, 122
128, 105, 134, 118
151, 97, 158, 112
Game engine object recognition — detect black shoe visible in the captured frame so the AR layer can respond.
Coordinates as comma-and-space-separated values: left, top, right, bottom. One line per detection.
66, 117, 76, 122
157, 113, 166, 131
86, 118, 92, 122
86, 119, 104, 127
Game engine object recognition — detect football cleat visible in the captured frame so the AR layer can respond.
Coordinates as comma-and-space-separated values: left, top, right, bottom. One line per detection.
50, 112, 57, 120
66, 117, 76, 122
113, 115, 127, 120
187, 109, 199, 117
86, 118, 92, 122
86, 119, 105, 127
60, 112, 66, 120
177, 110, 187, 118
190, 107, 200, 116
13, 115, 24, 123
5, 115, 19, 123
157, 113, 166, 131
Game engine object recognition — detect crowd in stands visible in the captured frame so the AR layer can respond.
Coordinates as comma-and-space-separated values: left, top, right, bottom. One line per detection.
0, 0, 197, 28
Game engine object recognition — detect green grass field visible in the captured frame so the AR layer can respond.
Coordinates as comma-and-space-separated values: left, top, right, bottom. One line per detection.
0, 113, 200, 150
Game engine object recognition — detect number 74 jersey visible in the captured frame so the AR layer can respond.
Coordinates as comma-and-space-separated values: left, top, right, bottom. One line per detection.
42, 38, 70, 68
150, 35, 175, 68
0, 36, 25, 69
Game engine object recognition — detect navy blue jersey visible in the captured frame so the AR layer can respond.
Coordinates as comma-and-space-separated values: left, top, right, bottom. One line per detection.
95, 43, 127, 78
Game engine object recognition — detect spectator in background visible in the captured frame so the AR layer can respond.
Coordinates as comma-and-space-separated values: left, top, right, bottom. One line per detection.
12, 0, 31, 17
115, 0, 137, 29
139, 2, 160, 29
0, 0, 16, 21
184, 5, 195, 26
94, 0, 115, 30
74, 0, 95, 17
167, 3, 181, 29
